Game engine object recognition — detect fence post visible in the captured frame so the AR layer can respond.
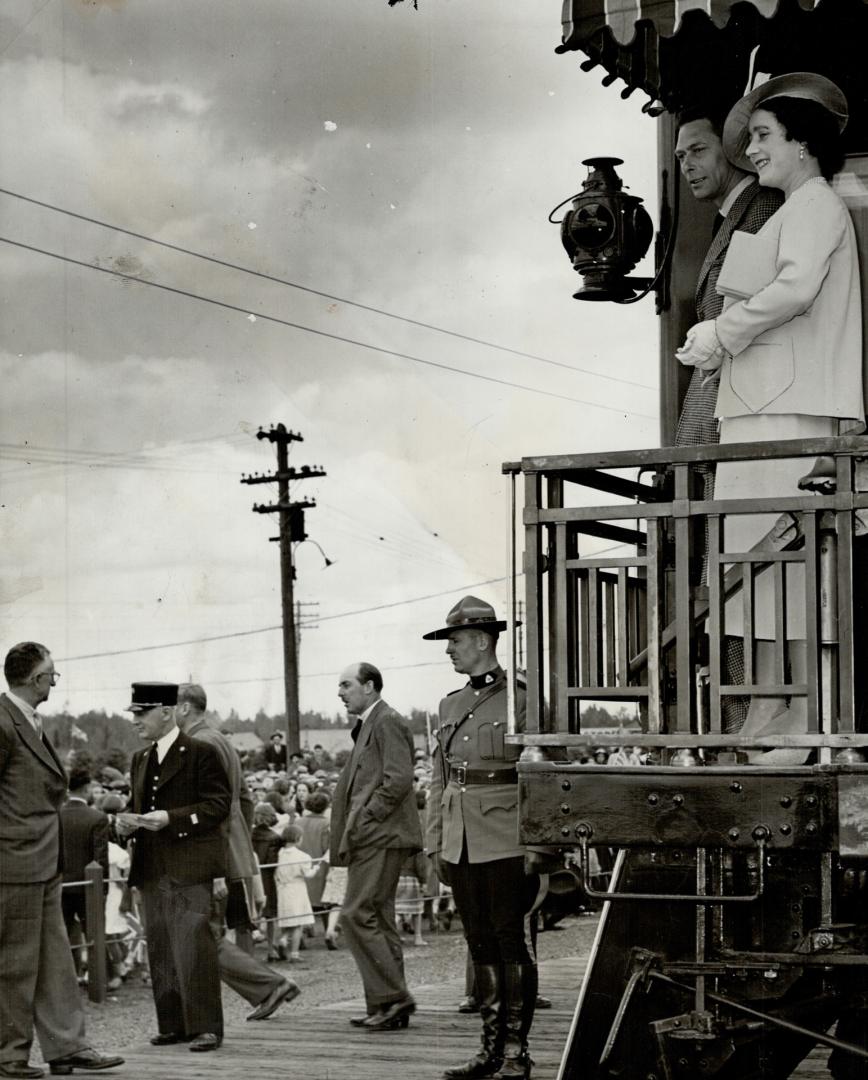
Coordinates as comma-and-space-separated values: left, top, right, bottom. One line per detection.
84, 862, 107, 1003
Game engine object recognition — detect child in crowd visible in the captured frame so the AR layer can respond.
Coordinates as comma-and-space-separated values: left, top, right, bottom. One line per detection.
320, 850, 347, 950
275, 823, 319, 961
252, 801, 284, 961
396, 849, 428, 947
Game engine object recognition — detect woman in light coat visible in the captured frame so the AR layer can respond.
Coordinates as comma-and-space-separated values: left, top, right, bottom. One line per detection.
676, 72, 863, 743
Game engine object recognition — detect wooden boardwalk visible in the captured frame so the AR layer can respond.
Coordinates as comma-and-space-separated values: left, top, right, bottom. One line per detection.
102, 952, 834, 1080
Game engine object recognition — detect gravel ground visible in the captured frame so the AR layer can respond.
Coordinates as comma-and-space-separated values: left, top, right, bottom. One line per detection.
64, 912, 597, 1057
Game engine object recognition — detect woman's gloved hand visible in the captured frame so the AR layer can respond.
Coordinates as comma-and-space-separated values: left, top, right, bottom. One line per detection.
675, 320, 725, 374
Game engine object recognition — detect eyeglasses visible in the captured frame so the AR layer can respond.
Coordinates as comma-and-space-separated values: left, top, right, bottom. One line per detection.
33, 670, 60, 684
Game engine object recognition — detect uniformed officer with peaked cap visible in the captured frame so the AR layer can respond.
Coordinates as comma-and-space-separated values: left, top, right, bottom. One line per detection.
425, 597, 540, 1080
119, 681, 231, 1053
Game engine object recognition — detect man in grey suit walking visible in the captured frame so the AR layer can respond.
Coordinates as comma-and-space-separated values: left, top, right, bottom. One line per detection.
174, 683, 300, 1021
331, 662, 422, 1031
0, 642, 123, 1079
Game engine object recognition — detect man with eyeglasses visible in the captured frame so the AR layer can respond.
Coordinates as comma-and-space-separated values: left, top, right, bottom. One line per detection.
0, 641, 124, 1078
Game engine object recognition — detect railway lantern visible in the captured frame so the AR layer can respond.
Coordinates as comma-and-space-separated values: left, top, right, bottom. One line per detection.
558, 157, 653, 301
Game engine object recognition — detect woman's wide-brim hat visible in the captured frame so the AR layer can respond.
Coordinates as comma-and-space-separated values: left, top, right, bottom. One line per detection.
723, 71, 848, 173
423, 595, 509, 640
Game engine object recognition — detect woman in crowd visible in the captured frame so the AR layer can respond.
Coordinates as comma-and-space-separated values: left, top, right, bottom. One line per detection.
298, 791, 330, 913
676, 72, 862, 745
291, 780, 311, 818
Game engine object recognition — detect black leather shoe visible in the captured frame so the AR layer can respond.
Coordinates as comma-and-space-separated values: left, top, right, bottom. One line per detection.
350, 1013, 374, 1026
247, 979, 301, 1021
458, 995, 479, 1014
0, 1064, 44, 1079
364, 997, 415, 1031
188, 1034, 222, 1053
535, 996, 552, 1010
149, 1033, 187, 1046
48, 1051, 124, 1075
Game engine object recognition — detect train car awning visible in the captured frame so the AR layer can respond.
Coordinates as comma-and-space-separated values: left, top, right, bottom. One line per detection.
556, 0, 868, 149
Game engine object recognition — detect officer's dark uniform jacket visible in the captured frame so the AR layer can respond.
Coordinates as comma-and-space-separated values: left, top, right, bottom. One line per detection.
426, 667, 526, 864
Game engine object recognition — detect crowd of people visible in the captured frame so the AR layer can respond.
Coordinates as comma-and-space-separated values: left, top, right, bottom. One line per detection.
0, 595, 555, 1078
60, 719, 448, 989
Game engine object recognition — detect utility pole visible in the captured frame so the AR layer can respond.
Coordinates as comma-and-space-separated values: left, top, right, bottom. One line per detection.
241, 425, 326, 754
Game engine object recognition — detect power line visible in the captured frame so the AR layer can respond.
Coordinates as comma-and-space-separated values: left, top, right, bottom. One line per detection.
0, 235, 657, 421
0, 186, 657, 393
51, 659, 454, 694
0, 432, 249, 480
55, 575, 514, 663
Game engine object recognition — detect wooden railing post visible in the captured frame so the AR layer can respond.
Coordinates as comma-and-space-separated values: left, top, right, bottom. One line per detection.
84, 862, 107, 1003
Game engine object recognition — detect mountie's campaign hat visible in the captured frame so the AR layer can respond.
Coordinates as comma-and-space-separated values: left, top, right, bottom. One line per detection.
423, 595, 509, 641
126, 681, 179, 712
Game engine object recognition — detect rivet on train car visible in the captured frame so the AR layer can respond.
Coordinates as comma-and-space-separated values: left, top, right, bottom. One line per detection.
672, 794, 683, 806
730, 781, 742, 793
728, 828, 740, 841
780, 796, 792, 808
805, 795, 818, 808
560, 803, 571, 814
561, 780, 571, 791
780, 824, 792, 835
647, 793, 659, 805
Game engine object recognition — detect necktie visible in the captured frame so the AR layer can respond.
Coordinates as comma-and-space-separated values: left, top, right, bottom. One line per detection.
350, 718, 363, 744
711, 213, 723, 239
32, 713, 43, 738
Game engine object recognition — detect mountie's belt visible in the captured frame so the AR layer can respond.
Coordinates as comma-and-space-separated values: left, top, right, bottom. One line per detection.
449, 766, 518, 786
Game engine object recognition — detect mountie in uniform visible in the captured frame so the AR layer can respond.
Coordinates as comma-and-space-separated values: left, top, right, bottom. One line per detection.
425, 597, 543, 1080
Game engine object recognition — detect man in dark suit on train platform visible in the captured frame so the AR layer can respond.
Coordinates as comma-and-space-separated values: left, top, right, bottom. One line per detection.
330, 662, 422, 1031
674, 104, 783, 456
0, 641, 123, 1079
673, 107, 783, 732
116, 681, 231, 1053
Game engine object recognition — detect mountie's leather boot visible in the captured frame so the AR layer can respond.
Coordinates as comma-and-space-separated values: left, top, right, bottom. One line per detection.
444, 964, 503, 1079
493, 963, 536, 1080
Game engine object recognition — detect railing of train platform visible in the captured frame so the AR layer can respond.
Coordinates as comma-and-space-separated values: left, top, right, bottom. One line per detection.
503, 436, 868, 757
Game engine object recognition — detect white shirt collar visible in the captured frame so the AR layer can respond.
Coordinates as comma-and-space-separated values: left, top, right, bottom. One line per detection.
359, 699, 380, 724
718, 174, 753, 220
6, 690, 38, 727
154, 725, 180, 764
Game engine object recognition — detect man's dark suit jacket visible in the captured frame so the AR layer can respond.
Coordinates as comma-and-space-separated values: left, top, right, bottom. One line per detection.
329, 700, 422, 867
61, 801, 109, 891
127, 730, 231, 887
0, 693, 68, 883
694, 180, 783, 322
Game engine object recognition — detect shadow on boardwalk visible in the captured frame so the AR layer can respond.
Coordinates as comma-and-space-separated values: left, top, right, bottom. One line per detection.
100, 950, 834, 1080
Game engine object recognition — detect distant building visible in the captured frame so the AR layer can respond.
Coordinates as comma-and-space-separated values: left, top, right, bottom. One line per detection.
228, 732, 264, 754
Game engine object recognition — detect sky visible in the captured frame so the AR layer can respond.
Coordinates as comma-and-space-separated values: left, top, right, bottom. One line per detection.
0, 0, 659, 724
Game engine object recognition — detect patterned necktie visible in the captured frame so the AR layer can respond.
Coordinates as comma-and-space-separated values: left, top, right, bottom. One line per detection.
32, 713, 43, 738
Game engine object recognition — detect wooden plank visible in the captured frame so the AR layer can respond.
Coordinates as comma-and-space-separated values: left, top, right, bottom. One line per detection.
90, 955, 589, 1080
89, 946, 848, 1080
